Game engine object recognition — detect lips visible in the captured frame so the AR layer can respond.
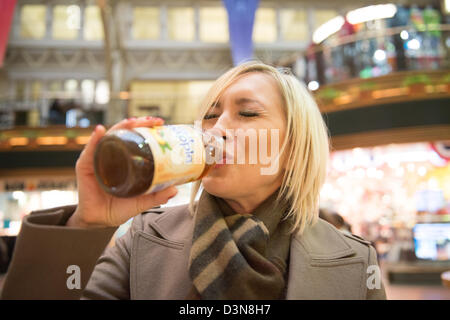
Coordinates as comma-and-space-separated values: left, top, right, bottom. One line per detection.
213, 151, 232, 168
224, 151, 235, 164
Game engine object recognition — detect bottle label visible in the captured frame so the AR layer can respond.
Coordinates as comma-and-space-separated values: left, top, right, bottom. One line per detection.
134, 125, 206, 194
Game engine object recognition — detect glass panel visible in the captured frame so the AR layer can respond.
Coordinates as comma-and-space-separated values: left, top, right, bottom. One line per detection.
132, 7, 160, 40
199, 7, 228, 43
95, 80, 109, 104
81, 79, 95, 105
84, 5, 104, 40
31, 81, 42, 101
15, 80, 25, 100
280, 9, 308, 42
52, 5, 80, 39
314, 9, 339, 29
20, 5, 46, 39
48, 81, 62, 93
64, 79, 78, 93
253, 8, 277, 43
168, 7, 195, 41
128, 80, 214, 123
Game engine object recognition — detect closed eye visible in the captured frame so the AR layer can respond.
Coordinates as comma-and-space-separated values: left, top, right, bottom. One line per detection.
204, 111, 260, 120
203, 113, 219, 120
239, 111, 259, 117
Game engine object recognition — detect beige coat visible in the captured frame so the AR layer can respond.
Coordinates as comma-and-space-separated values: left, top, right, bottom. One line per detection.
0, 204, 386, 300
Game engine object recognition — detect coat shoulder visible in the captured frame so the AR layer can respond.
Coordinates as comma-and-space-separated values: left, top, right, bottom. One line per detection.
298, 218, 373, 260
342, 230, 374, 261
288, 219, 386, 300
130, 204, 188, 227
316, 218, 372, 247
130, 203, 193, 242
342, 232, 372, 246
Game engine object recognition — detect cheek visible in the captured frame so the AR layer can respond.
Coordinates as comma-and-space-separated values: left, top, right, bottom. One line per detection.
201, 165, 257, 194
203, 164, 276, 190
202, 124, 287, 195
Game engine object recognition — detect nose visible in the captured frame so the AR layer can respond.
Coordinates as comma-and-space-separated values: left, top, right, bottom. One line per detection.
208, 112, 235, 141
208, 126, 227, 141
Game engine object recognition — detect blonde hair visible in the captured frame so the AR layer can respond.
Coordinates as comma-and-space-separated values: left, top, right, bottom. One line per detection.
189, 61, 330, 235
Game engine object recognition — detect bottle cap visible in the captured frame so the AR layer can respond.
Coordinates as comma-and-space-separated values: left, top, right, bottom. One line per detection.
201, 130, 225, 165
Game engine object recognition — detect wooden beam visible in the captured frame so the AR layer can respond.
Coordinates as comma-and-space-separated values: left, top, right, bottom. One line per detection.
330, 125, 450, 151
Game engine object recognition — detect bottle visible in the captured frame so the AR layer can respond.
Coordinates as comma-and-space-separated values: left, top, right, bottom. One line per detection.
93, 125, 223, 198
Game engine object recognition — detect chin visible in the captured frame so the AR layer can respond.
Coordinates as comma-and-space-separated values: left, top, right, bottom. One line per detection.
201, 176, 236, 199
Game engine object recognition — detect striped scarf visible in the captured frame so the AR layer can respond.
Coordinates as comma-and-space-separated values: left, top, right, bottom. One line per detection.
187, 190, 291, 300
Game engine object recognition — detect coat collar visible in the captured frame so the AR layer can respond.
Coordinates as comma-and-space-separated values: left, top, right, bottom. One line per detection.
147, 204, 356, 260
292, 218, 356, 260
286, 219, 363, 299
145, 204, 363, 299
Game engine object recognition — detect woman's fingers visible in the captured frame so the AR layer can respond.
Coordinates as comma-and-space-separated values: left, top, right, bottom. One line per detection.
76, 116, 164, 174
108, 116, 164, 133
76, 124, 106, 174
134, 186, 178, 213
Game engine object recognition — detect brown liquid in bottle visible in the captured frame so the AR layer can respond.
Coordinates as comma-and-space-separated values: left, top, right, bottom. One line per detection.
94, 129, 155, 197
94, 128, 215, 198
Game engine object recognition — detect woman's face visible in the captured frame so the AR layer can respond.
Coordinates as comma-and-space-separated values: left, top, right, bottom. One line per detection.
201, 72, 287, 206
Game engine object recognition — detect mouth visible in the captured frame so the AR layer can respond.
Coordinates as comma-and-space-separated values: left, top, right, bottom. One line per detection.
213, 151, 233, 168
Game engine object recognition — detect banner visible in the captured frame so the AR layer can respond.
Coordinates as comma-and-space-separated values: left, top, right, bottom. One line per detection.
0, 0, 17, 67
222, 0, 259, 66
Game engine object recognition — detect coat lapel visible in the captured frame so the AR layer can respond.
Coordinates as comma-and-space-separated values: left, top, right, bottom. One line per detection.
286, 219, 368, 300
130, 205, 194, 300
132, 205, 368, 300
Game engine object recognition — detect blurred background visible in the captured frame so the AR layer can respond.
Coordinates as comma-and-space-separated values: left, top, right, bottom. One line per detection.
0, 0, 449, 299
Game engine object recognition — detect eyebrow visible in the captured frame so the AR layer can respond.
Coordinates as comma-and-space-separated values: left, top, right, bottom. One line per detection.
209, 97, 266, 110
211, 101, 221, 108
235, 97, 266, 109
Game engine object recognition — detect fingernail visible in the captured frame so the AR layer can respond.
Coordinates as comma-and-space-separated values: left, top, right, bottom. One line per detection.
169, 189, 178, 199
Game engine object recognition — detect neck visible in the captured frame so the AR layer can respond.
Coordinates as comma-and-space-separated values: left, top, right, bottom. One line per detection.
223, 183, 282, 214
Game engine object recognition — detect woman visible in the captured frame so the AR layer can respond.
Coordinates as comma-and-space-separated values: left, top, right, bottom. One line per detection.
1, 62, 386, 300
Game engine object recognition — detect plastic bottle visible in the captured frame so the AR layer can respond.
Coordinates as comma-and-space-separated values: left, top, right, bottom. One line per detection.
93, 125, 223, 197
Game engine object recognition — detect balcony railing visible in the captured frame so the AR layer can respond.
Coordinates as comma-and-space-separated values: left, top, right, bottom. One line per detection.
0, 90, 205, 129
301, 24, 450, 87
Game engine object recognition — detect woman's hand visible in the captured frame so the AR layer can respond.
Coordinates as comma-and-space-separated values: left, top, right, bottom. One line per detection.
66, 117, 178, 229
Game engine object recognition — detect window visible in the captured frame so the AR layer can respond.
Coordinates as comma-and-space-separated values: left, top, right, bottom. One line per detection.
314, 10, 339, 29
199, 7, 228, 43
31, 81, 42, 101
52, 5, 80, 40
129, 80, 214, 123
168, 7, 195, 41
280, 9, 308, 42
84, 5, 104, 40
15, 80, 26, 100
48, 81, 62, 93
253, 8, 277, 43
64, 79, 78, 93
20, 5, 46, 39
95, 80, 109, 104
132, 7, 160, 40
81, 80, 95, 105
